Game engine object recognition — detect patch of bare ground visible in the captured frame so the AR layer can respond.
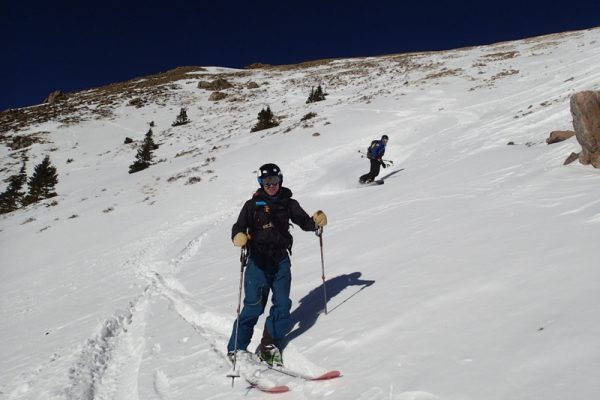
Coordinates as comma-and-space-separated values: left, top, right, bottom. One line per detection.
522, 30, 584, 45
0, 66, 209, 134
247, 58, 337, 72
480, 51, 520, 61
425, 68, 464, 80
490, 69, 520, 81
0, 131, 49, 150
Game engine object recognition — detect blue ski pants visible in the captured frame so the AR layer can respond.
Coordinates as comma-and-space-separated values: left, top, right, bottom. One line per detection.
227, 254, 292, 352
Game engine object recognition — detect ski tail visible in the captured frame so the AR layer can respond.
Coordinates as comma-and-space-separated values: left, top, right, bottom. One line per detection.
250, 382, 290, 393
267, 364, 342, 381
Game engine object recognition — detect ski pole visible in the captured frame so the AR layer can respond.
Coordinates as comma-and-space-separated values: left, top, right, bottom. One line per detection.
358, 150, 394, 165
316, 227, 328, 314
228, 246, 248, 386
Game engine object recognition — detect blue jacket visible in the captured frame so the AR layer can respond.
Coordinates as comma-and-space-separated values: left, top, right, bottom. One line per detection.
369, 140, 386, 160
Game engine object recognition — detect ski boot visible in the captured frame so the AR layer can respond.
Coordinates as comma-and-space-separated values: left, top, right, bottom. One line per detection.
257, 344, 283, 367
227, 350, 253, 365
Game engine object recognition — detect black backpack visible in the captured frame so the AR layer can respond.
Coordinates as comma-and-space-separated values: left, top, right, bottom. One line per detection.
367, 140, 378, 157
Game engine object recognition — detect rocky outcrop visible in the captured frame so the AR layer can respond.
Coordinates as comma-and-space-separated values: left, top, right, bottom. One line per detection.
198, 78, 233, 91
570, 91, 600, 168
208, 91, 227, 101
564, 152, 579, 165
44, 90, 66, 105
245, 63, 271, 69
546, 130, 575, 144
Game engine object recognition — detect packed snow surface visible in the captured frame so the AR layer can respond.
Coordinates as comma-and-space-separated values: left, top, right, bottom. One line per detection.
1, 28, 600, 400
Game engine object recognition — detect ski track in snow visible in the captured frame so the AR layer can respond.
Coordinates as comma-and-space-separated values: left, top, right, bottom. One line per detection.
65, 296, 149, 400
62, 205, 335, 400
152, 370, 171, 400
63, 211, 234, 400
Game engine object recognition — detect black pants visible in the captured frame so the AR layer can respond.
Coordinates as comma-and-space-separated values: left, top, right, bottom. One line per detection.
359, 159, 381, 183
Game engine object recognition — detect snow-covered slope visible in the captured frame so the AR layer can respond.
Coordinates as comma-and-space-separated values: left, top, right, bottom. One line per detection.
1, 28, 600, 400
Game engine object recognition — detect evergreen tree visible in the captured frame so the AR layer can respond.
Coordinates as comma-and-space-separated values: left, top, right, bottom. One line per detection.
24, 156, 58, 205
172, 108, 189, 126
0, 161, 27, 214
129, 129, 156, 173
306, 85, 327, 103
251, 106, 279, 132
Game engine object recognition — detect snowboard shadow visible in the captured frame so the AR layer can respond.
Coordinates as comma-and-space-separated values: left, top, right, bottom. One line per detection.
282, 272, 375, 349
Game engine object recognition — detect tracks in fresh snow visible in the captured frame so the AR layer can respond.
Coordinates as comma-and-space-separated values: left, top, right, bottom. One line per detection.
66, 297, 149, 400
64, 212, 234, 400
63, 204, 340, 399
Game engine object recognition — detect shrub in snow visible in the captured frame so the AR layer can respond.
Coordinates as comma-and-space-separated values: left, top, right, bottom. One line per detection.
306, 85, 327, 103
251, 106, 279, 132
172, 108, 190, 127
301, 112, 317, 121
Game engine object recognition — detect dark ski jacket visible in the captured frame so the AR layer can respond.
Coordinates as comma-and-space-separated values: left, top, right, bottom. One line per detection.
232, 187, 317, 260
368, 140, 386, 160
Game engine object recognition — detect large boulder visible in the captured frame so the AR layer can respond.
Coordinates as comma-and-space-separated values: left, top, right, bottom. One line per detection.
570, 91, 600, 168
208, 91, 228, 101
546, 130, 575, 144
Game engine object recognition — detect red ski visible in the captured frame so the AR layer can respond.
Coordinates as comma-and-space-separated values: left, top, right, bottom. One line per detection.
250, 383, 290, 393
247, 368, 340, 393
267, 364, 341, 381
226, 351, 340, 393
245, 374, 290, 393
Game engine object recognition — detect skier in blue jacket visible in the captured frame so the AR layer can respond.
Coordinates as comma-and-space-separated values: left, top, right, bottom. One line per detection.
359, 134, 389, 183
227, 163, 328, 366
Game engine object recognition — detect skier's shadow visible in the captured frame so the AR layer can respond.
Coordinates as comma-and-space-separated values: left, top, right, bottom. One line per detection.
282, 272, 375, 349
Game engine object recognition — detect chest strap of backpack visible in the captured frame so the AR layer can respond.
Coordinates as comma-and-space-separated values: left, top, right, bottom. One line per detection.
255, 200, 274, 230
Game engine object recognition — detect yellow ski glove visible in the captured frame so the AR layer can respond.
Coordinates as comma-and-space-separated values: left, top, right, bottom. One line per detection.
312, 210, 328, 227
233, 232, 249, 247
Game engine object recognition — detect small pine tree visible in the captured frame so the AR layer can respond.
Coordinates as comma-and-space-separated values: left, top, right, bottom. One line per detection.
129, 129, 156, 174
308, 87, 316, 103
251, 106, 279, 132
0, 161, 28, 214
306, 84, 327, 103
23, 156, 58, 206
172, 108, 189, 126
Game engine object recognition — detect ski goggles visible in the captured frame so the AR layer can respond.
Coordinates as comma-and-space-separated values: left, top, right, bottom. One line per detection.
260, 176, 280, 187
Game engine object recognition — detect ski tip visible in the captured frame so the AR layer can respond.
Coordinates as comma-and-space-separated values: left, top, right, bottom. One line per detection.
313, 370, 342, 380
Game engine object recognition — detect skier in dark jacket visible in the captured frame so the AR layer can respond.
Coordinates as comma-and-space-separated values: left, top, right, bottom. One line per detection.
227, 163, 328, 366
359, 134, 389, 183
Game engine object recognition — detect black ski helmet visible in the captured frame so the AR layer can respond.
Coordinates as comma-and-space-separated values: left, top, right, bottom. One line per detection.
257, 163, 283, 187
381, 134, 389, 141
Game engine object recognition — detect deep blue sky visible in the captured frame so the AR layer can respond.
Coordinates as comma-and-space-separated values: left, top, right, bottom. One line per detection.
2, 0, 599, 111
